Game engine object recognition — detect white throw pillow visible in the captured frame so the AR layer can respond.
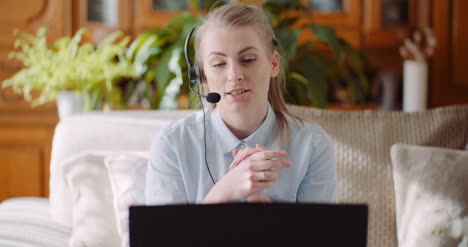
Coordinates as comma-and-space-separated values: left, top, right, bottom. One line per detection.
391, 143, 468, 247
62, 151, 126, 247
105, 152, 148, 247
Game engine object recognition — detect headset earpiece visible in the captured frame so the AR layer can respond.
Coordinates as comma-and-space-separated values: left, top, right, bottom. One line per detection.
185, 27, 220, 106
185, 27, 202, 85
189, 64, 200, 84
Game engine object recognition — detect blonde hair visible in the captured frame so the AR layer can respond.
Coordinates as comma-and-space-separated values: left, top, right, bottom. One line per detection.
194, 2, 303, 148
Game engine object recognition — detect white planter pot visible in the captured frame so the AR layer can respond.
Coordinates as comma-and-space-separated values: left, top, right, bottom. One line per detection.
403, 61, 428, 112
57, 91, 85, 119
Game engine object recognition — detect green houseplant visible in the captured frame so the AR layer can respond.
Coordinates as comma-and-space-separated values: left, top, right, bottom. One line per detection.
262, 0, 371, 108
2, 27, 136, 113
122, 13, 200, 110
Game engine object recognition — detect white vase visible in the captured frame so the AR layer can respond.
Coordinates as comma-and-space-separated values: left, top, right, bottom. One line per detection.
403, 61, 428, 112
57, 91, 85, 119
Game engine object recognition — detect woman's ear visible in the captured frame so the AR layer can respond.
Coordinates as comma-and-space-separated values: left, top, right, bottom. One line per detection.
271, 51, 281, 78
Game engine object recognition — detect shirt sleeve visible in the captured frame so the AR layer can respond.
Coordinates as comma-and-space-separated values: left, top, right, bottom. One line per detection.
145, 131, 188, 205
297, 130, 337, 203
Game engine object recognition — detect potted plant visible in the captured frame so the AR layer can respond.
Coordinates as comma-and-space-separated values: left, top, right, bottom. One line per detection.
121, 13, 200, 110
261, 0, 371, 108
1, 27, 136, 118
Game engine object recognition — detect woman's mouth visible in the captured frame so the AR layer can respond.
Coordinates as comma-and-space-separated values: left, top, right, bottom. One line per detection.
226, 89, 250, 99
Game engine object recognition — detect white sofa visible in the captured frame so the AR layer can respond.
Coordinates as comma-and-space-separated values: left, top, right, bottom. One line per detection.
1, 104, 467, 247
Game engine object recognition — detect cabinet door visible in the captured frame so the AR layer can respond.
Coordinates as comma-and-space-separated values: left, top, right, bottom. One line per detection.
0, 122, 56, 201
0, 0, 72, 112
134, 0, 200, 35
431, 0, 468, 106
304, 0, 361, 27
0, 148, 42, 201
298, 0, 362, 48
72, 0, 132, 44
363, 0, 413, 49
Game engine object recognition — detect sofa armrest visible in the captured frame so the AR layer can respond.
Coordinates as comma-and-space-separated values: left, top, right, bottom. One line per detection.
0, 197, 71, 247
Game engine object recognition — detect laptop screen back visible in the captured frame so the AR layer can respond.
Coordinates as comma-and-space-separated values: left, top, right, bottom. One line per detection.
130, 202, 368, 247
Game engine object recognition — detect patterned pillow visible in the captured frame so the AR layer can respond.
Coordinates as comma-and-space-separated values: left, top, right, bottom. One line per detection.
391, 143, 468, 247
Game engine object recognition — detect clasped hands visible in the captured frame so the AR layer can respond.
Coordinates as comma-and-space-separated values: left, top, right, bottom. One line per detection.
203, 144, 291, 203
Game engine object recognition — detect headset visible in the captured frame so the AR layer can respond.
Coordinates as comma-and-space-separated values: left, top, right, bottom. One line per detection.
184, 27, 221, 104
184, 27, 219, 185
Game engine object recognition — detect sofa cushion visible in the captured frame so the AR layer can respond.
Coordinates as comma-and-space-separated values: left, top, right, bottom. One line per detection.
49, 111, 193, 247
287, 105, 468, 247
105, 152, 148, 247
49, 111, 193, 226
390, 143, 468, 247
0, 197, 70, 247
62, 151, 123, 247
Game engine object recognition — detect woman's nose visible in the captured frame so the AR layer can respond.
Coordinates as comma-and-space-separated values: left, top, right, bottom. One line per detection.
228, 63, 244, 83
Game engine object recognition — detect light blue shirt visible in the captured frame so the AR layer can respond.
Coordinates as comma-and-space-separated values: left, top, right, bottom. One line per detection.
146, 104, 337, 204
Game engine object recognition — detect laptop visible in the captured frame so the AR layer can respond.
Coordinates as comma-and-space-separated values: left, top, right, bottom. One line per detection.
129, 202, 368, 247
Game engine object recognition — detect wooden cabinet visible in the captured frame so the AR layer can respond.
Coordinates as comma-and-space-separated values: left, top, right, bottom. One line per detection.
363, 0, 413, 49
0, 0, 66, 201
362, 0, 417, 72
430, 0, 468, 107
0, 0, 71, 112
295, 0, 362, 48
71, 0, 133, 45
0, 113, 57, 201
133, 0, 194, 34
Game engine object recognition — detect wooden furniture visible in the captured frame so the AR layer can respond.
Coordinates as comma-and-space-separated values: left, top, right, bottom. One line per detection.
0, 0, 68, 201
0, 112, 58, 202
72, 0, 133, 45
431, 0, 468, 107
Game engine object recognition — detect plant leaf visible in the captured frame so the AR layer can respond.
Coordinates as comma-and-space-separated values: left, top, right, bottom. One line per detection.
275, 28, 299, 62
154, 46, 175, 93
310, 24, 345, 64
294, 53, 328, 108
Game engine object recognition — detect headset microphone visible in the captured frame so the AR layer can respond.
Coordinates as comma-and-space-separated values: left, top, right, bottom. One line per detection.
184, 28, 221, 104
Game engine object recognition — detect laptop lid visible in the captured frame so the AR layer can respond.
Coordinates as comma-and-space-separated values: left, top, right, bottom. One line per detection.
130, 202, 368, 247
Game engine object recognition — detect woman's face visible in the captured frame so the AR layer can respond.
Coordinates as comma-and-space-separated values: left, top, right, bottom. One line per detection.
200, 26, 280, 114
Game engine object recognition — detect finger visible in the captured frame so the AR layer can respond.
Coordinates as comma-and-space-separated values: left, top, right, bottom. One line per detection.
230, 148, 259, 169
252, 170, 282, 181
252, 179, 277, 191
234, 148, 261, 169
238, 147, 256, 160
230, 148, 243, 169
238, 147, 264, 164
250, 159, 292, 171
247, 150, 288, 162
256, 144, 268, 151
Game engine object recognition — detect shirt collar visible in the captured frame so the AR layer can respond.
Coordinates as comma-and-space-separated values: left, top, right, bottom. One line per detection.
210, 103, 276, 154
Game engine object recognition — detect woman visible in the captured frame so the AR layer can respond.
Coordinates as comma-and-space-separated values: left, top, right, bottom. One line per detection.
146, 2, 336, 204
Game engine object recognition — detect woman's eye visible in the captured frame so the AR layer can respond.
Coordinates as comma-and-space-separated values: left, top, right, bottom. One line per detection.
242, 58, 256, 63
212, 62, 225, 68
